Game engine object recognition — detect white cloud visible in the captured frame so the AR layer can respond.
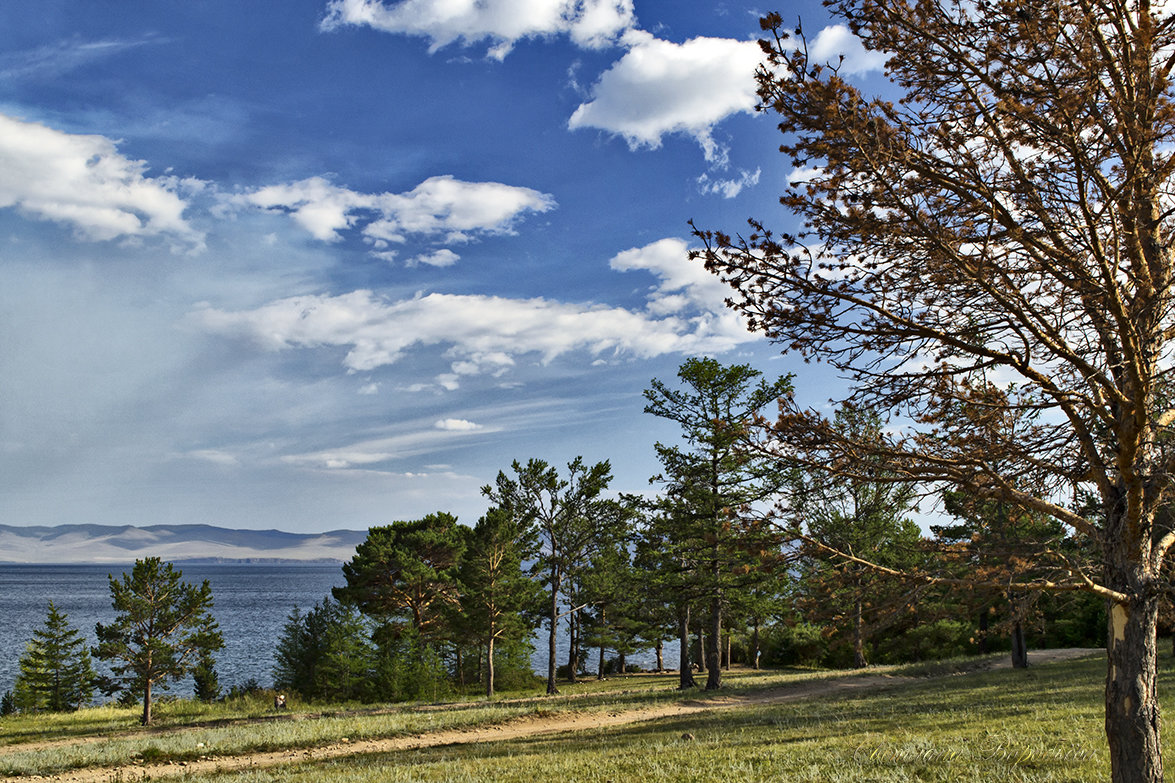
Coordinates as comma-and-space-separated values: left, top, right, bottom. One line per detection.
435, 418, 482, 431
568, 31, 762, 164
320, 0, 635, 59
234, 174, 555, 250
0, 113, 205, 251
282, 449, 396, 469
609, 237, 741, 321
408, 248, 460, 267
0, 36, 165, 80
808, 24, 886, 76
568, 24, 885, 163
238, 176, 371, 242
192, 268, 754, 388
697, 167, 761, 199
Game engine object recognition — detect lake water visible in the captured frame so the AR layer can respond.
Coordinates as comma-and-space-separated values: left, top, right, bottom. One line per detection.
0, 563, 676, 699
0, 563, 345, 698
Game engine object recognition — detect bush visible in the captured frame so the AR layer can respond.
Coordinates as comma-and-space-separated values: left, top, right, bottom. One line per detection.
371, 628, 451, 703
492, 637, 541, 690
772, 622, 829, 667
225, 678, 266, 700
873, 619, 976, 663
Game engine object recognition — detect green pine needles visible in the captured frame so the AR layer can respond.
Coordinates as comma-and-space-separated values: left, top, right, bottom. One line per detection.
94, 557, 224, 725
12, 601, 96, 713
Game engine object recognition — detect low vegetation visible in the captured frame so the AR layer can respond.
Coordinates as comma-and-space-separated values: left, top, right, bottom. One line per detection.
0, 652, 1153, 782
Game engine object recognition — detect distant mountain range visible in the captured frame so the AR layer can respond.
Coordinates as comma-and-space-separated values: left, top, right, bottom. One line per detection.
0, 523, 369, 564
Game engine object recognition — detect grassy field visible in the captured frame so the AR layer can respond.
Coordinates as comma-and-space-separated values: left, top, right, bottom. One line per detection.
0, 652, 1158, 782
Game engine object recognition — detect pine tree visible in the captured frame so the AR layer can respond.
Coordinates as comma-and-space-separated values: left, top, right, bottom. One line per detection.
644, 357, 792, 689
456, 506, 541, 697
94, 557, 223, 725
191, 648, 221, 702
13, 601, 95, 712
483, 457, 614, 695
334, 513, 466, 642
795, 405, 923, 668
272, 598, 374, 702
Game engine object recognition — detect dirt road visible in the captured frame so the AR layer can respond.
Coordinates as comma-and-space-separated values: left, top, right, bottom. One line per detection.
0, 648, 1100, 783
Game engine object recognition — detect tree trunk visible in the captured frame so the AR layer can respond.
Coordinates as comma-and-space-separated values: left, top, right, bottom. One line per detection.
1010, 617, 1028, 670
853, 596, 867, 668
677, 605, 696, 690
725, 631, 731, 670
978, 608, 989, 655
655, 639, 664, 673
1105, 584, 1162, 783
567, 611, 579, 683
705, 595, 721, 690
597, 643, 605, 680
141, 679, 152, 726
751, 619, 761, 670
697, 626, 706, 672
546, 568, 560, 696
486, 636, 495, 699
618, 650, 626, 675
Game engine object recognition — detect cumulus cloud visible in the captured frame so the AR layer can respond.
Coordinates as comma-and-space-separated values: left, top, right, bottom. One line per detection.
0, 114, 205, 251
608, 237, 746, 333
568, 31, 762, 164
408, 249, 460, 267
321, 0, 635, 59
234, 175, 555, 253
192, 245, 753, 389
808, 24, 887, 76
569, 24, 885, 163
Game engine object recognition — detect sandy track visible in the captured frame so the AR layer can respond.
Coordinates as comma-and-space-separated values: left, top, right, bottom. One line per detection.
0, 648, 1100, 783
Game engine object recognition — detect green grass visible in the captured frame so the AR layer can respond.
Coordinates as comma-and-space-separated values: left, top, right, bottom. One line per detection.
0, 653, 1144, 781
0, 669, 796, 776
187, 655, 1122, 783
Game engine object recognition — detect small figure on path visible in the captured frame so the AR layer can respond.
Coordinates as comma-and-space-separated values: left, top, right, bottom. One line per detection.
274, 693, 286, 710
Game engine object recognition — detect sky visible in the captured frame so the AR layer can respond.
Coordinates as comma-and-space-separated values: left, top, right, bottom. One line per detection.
0, 0, 887, 534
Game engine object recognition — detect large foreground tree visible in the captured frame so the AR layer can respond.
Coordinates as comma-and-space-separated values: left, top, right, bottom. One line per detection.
94, 558, 223, 725
695, 3, 1175, 781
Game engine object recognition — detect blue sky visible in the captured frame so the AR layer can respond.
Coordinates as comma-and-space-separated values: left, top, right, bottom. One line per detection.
0, 0, 884, 533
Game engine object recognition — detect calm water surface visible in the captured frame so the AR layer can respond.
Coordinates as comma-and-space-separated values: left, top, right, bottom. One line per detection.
0, 563, 343, 697
0, 563, 676, 700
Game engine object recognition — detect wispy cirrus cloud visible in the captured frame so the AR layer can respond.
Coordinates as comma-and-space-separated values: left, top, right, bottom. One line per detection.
320, 0, 636, 59
0, 113, 205, 251
0, 35, 166, 80
697, 167, 761, 199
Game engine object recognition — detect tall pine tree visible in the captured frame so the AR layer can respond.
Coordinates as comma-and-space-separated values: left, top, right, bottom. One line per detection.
645, 357, 792, 689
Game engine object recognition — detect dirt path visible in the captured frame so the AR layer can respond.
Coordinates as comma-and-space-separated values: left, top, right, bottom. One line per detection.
1, 648, 1100, 783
